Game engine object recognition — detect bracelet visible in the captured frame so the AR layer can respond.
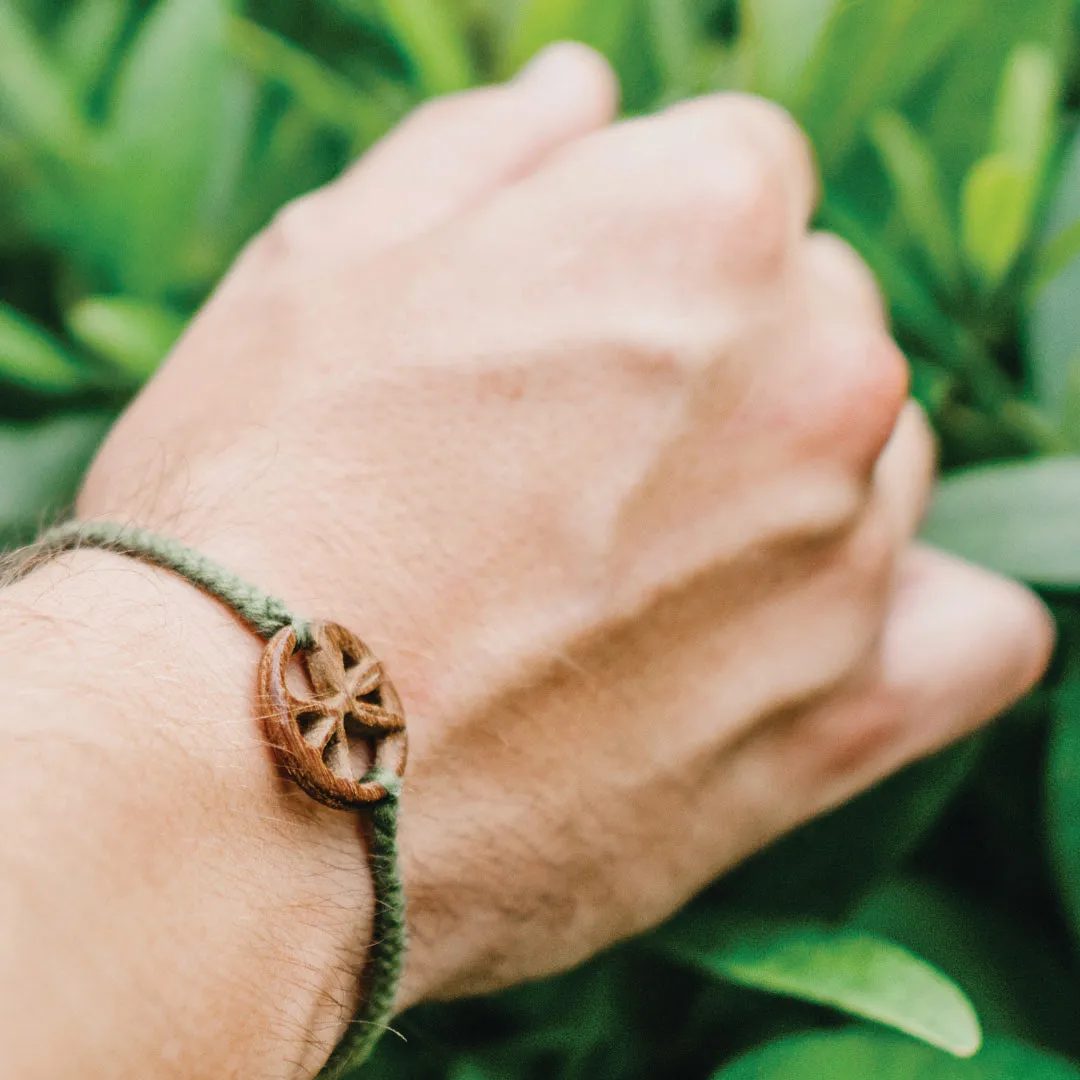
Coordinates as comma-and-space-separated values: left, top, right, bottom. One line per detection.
31, 520, 408, 1077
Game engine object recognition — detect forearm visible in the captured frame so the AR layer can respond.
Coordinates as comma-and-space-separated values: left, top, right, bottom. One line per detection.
0, 551, 369, 1080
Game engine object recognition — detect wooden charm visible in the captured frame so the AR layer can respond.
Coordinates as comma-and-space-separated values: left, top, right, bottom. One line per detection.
258, 620, 407, 809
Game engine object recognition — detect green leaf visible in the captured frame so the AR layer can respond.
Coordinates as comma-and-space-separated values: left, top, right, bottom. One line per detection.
882, 1, 978, 107
644, 0, 699, 98
741, 0, 839, 105
66, 296, 185, 382
99, 0, 231, 296
921, 456, 1080, 586
226, 16, 396, 147
957, 43, 1058, 292
715, 1030, 1080, 1080
181, 66, 257, 280
56, 0, 129, 94
870, 110, 962, 291
921, 0, 1070, 194
664, 924, 980, 1056
1029, 129, 1080, 420
503, 0, 580, 73
0, 305, 87, 392
854, 875, 1080, 1046
0, 413, 113, 546
502, 0, 637, 76
797, 0, 974, 169
990, 43, 1059, 171
0, 1, 91, 161
375, 0, 474, 94
960, 154, 1033, 288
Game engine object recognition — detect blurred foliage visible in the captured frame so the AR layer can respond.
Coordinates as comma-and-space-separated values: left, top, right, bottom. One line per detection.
3, 0, 1080, 1076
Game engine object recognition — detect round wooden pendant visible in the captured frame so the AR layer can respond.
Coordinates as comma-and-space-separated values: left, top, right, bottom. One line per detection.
258, 620, 407, 809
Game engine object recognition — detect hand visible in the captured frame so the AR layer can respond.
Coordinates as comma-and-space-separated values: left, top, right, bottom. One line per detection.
76, 43, 1051, 1045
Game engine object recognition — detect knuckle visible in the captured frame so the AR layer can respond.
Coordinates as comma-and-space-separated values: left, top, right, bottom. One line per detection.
262, 192, 332, 258
686, 93, 810, 165
663, 138, 791, 276
813, 326, 910, 467
711, 153, 790, 265
667, 93, 812, 237
803, 232, 887, 321
855, 337, 911, 455
594, 95, 807, 277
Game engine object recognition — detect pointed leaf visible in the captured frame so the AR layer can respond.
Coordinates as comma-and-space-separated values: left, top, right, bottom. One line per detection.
870, 110, 961, 290
798, 0, 973, 169
644, 0, 699, 98
67, 296, 185, 382
504, 0, 582, 73
853, 875, 1080, 1046
742, 0, 839, 105
0, 305, 87, 392
923, 0, 1069, 187
921, 457, 1080, 586
991, 43, 1059, 171
0, 1, 90, 161
1029, 130, 1080, 419
226, 16, 395, 146
959, 43, 1059, 292
100, 0, 230, 296
664, 924, 981, 1056
503, 0, 637, 75
375, 0, 473, 94
57, 0, 129, 94
960, 154, 1033, 288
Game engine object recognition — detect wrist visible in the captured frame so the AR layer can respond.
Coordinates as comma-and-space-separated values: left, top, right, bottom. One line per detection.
0, 549, 374, 1078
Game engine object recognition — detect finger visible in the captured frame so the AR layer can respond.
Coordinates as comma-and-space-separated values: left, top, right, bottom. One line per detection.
799, 544, 1055, 812
799, 231, 888, 326
322, 42, 619, 249
870, 401, 937, 545
880, 544, 1054, 752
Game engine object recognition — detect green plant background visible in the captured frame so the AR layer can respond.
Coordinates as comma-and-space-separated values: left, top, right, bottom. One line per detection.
4, 1, 1080, 1077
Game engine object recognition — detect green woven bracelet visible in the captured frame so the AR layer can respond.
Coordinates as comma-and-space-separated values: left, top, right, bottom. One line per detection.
35, 520, 408, 1077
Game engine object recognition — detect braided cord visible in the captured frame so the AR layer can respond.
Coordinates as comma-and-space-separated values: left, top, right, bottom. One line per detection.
38, 520, 315, 648
35, 520, 405, 1076
321, 768, 407, 1078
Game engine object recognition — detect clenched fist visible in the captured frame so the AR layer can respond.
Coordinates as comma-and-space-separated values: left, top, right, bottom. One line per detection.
3, 43, 1051, 1080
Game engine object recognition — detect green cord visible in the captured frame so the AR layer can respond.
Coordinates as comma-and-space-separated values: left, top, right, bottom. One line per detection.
35, 520, 406, 1076
38, 520, 316, 648
321, 770, 408, 1078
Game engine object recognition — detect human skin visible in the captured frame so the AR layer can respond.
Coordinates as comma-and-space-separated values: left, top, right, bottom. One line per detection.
0, 43, 1054, 1080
